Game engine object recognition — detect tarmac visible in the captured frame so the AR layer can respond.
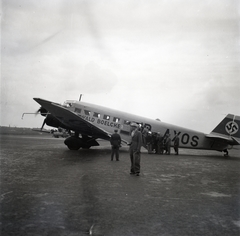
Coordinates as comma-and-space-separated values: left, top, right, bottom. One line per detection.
1, 134, 240, 236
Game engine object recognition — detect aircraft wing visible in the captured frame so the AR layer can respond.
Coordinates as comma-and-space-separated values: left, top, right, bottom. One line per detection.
33, 98, 111, 140
32, 128, 51, 133
205, 134, 240, 145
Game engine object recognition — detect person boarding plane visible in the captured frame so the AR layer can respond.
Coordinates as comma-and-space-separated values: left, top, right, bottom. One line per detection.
24, 98, 240, 156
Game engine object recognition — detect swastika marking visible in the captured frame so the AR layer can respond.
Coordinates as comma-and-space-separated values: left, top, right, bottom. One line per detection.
225, 121, 239, 135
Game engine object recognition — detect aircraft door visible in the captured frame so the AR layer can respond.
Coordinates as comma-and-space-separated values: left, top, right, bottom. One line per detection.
120, 120, 131, 136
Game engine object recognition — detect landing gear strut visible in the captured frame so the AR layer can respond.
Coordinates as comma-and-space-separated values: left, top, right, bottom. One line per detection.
223, 149, 229, 157
64, 133, 99, 150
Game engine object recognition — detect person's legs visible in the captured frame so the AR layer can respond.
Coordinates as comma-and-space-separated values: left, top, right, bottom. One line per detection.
111, 147, 115, 160
134, 152, 141, 175
116, 147, 119, 160
130, 150, 135, 174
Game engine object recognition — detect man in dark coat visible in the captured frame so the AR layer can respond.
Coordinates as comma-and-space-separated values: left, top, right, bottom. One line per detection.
146, 131, 153, 154
129, 123, 142, 176
156, 132, 164, 154
110, 129, 121, 161
174, 134, 180, 155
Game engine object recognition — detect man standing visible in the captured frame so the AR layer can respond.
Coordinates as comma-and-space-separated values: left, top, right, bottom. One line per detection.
146, 131, 153, 154
156, 132, 164, 154
129, 123, 142, 176
164, 133, 172, 155
142, 126, 148, 146
174, 133, 180, 155
110, 129, 121, 161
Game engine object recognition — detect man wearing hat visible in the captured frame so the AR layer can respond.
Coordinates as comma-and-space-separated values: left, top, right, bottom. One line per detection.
110, 129, 121, 161
129, 122, 142, 176
164, 133, 172, 155
174, 133, 180, 155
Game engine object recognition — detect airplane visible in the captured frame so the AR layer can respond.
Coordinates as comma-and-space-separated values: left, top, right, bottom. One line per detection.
29, 98, 240, 156
50, 128, 70, 138
31, 127, 69, 138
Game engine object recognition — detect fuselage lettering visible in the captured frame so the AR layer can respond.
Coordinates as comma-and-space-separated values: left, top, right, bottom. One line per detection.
97, 118, 120, 129
191, 135, 199, 147
79, 115, 95, 123
173, 131, 181, 142
181, 133, 189, 144
78, 115, 121, 129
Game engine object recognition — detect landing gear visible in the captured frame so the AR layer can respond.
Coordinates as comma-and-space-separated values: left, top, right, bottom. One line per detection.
64, 136, 82, 150
64, 133, 99, 150
67, 145, 80, 150
223, 149, 229, 157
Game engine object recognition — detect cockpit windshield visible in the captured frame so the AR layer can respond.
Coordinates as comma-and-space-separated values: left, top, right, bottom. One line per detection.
63, 100, 76, 108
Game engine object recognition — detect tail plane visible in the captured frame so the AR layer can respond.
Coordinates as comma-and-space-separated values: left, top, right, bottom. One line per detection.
210, 114, 240, 139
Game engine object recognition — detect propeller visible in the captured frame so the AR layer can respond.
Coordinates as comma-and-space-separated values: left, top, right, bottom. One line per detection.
40, 118, 47, 130
36, 107, 48, 117
22, 107, 49, 119
22, 106, 50, 130
35, 107, 49, 130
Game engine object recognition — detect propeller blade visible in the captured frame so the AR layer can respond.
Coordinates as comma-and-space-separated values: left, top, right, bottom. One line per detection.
36, 107, 48, 117
41, 118, 46, 130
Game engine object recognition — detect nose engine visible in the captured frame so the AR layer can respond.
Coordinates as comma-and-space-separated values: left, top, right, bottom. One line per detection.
37, 107, 65, 130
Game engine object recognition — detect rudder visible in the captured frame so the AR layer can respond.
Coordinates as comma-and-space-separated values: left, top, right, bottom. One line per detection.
211, 114, 240, 138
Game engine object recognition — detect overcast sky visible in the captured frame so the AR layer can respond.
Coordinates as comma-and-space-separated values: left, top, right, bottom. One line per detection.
1, 0, 240, 133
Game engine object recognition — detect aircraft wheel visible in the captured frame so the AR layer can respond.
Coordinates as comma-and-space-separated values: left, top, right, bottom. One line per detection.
82, 145, 91, 149
64, 136, 81, 150
67, 144, 80, 150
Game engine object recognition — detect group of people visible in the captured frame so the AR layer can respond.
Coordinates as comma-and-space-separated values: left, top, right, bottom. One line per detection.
110, 123, 180, 177
144, 131, 179, 155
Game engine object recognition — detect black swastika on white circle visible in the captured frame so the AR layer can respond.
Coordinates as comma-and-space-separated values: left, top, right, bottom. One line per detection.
225, 121, 239, 135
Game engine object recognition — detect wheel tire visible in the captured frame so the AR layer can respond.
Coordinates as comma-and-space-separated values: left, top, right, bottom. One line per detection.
67, 145, 80, 150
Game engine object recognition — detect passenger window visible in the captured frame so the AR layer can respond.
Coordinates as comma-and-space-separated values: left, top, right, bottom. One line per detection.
93, 112, 101, 118
113, 117, 120, 123
103, 114, 110, 120
84, 110, 91, 116
124, 120, 131, 125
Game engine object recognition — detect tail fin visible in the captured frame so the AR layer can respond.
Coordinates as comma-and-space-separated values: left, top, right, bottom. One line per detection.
211, 114, 240, 138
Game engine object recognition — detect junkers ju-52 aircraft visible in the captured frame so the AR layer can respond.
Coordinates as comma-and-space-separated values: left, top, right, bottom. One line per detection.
30, 98, 240, 156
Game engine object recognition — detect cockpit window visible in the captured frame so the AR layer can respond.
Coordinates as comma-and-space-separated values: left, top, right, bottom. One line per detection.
63, 103, 72, 108
63, 100, 75, 107
75, 108, 81, 114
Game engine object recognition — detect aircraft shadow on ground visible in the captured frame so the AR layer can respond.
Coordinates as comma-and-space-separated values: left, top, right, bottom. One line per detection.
59, 146, 240, 163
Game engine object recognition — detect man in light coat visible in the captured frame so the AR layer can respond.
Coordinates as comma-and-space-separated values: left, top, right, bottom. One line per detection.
164, 133, 172, 155
129, 123, 142, 176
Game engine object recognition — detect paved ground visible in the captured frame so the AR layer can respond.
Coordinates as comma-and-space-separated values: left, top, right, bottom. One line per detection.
1, 135, 240, 236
